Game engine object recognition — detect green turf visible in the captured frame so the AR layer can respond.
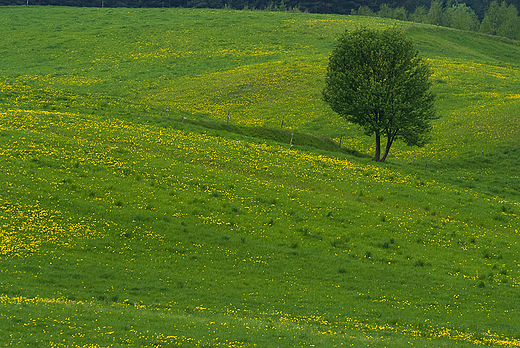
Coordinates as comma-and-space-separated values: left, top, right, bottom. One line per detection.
1, 6, 520, 347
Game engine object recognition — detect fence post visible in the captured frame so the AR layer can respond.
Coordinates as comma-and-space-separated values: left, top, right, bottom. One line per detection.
182, 116, 186, 123
227, 111, 230, 124
290, 133, 294, 145
281, 116, 285, 129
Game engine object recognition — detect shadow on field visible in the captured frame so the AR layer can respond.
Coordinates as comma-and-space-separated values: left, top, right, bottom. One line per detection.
182, 118, 366, 158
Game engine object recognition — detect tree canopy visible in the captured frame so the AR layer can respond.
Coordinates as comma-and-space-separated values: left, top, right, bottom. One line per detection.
323, 27, 437, 162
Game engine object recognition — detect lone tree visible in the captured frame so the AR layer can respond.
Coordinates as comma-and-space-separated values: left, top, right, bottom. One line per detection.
323, 26, 437, 162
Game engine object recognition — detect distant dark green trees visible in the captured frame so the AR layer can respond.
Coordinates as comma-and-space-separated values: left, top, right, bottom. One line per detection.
480, 0, 520, 38
323, 27, 437, 162
351, 0, 520, 40
444, 2, 480, 30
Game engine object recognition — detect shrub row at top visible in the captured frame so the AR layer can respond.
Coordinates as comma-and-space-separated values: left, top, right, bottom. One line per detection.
352, 0, 520, 40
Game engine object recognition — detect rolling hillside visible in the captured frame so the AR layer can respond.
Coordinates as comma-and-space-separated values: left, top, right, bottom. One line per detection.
1, 6, 520, 347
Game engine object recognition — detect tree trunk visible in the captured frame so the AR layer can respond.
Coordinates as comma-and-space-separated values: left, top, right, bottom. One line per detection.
374, 133, 381, 161
380, 135, 394, 162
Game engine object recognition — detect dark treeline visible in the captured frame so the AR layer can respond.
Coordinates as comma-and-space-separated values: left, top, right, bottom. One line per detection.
353, 0, 520, 39
2, 0, 520, 39
2, 0, 518, 17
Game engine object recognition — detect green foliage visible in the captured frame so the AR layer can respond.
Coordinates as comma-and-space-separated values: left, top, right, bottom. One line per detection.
480, 0, 501, 34
392, 6, 408, 20
409, 5, 428, 23
353, 0, 520, 48
355, 5, 374, 16
323, 26, 436, 162
444, 2, 480, 31
427, 0, 444, 25
378, 3, 393, 17
496, 1, 520, 39
377, 3, 408, 20
480, 1, 520, 39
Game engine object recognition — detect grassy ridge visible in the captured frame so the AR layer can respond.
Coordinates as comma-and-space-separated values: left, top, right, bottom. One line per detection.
1, 6, 520, 347
2, 7, 520, 161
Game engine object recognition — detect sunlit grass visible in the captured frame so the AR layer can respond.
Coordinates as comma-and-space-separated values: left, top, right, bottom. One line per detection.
1, 6, 520, 347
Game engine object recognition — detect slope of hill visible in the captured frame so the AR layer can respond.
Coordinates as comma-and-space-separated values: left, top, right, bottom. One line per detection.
1, 6, 519, 347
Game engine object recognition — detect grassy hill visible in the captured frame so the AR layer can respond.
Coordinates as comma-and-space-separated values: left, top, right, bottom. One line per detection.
1, 6, 520, 347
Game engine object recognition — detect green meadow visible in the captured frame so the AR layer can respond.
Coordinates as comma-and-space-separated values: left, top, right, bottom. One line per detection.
1, 6, 520, 347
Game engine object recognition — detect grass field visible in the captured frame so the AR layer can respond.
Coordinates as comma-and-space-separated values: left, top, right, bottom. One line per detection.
1, 6, 520, 347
